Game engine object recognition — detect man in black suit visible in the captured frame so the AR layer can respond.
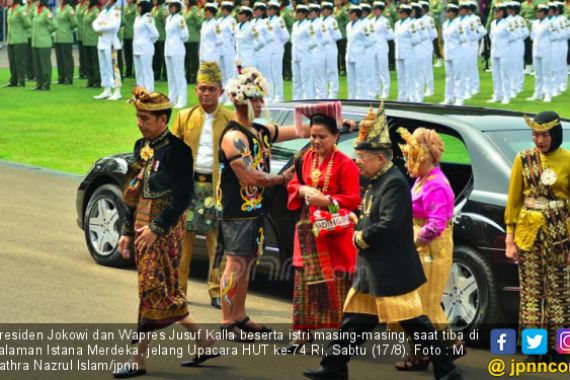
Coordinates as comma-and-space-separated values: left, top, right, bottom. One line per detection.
303, 105, 462, 380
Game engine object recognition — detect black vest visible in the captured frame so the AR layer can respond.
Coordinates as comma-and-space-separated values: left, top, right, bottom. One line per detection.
217, 121, 272, 220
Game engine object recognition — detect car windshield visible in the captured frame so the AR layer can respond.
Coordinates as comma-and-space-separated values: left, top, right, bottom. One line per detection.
485, 129, 570, 164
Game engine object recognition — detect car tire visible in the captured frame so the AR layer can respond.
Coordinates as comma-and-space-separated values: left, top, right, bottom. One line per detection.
83, 184, 131, 267
442, 246, 504, 341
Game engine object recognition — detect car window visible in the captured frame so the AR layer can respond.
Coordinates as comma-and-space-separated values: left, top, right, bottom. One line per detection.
440, 134, 471, 165
485, 129, 570, 163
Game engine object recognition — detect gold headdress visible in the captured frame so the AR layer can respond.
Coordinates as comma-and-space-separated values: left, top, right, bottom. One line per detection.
128, 87, 172, 111
197, 61, 223, 85
354, 101, 392, 151
397, 128, 426, 177
524, 114, 560, 132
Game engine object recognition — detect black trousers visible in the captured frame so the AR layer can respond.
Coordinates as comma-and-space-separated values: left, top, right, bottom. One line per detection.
55, 43, 74, 83
84, 45, 101, 87
337, 38, 347, 75
123, 38, 133, 77
283, 41, 292, 80
524, 37, 533, 66
320, 313, 457, 379
33, 47, 52, 90
152, 40, 166, 81
8, 43, 27, 85
78, 41, 87, 78
117, 48, 124, 80
434, 27, 443, 59
184, 41, 199, 83
388, 40, 396, 71
26, 38, 35, 79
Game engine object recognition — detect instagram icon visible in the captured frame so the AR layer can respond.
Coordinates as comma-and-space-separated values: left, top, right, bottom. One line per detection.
557, 329, 570, 354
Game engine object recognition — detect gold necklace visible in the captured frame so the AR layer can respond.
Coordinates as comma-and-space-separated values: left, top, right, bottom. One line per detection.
310, 147, 336, 194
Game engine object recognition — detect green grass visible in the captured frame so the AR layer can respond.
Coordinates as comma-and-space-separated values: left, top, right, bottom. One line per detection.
1, 66, 568, 175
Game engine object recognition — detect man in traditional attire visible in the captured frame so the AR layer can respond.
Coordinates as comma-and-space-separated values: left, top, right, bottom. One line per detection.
217, 66, 308, 340
114, 88, 220, 378
505, 111, 570, 363
171, 61, 233, 310
303, 103, 463, 380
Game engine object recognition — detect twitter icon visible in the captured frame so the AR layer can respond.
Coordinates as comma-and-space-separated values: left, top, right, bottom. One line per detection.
522, 329, 548, 355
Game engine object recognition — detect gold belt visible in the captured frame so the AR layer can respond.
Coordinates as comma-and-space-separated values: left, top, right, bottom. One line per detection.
413, 218, 453, 228
524, 197, 568, 211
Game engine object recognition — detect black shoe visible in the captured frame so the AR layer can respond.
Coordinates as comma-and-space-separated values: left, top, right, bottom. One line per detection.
438, 368, 463, 380
237, 316, 272, 333
82, 83, 93, 88
210, 297, 222, 309
220, 322, 254, 343
112, 366, 146, 378
31, 87, 43, 91
180, 353, 221, 367
56, 80, 65, 84
284, 337, 314, 355
17, 83, 25, 87
303, 366, 348, 380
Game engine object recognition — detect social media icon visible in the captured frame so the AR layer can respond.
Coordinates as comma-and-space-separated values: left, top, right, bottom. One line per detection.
557, 329, 570, 354
522, 329, 548, 355
490, 329, 516, 355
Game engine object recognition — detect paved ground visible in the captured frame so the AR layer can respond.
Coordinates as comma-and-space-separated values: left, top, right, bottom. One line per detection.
0, 163, 565, 380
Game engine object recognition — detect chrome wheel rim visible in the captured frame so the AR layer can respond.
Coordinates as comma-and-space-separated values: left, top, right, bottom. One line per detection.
87, 198, 120, 257
442, 262, 479, 330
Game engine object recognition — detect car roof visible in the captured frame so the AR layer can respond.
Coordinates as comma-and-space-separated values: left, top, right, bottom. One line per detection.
271, 100, 570, 133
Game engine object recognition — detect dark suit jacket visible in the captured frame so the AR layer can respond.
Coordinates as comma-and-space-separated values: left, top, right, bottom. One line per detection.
352, 165, 426, 297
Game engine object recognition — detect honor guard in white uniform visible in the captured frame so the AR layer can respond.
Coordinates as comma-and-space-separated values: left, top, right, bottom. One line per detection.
527, 4, 554, 102
133, 1, 159, 92
552, 2, 569, 95
360, 3, 376, 100
252, 2, 274, 98
234, 6, 258, 68
320, 1, 342, 99
346, 5, 370, 99
394, 4, 420, 102
488, 3, 515, 104
372, 1, 394, 99
410, 2, 429, 103
164, 0, 188, 108
199, 3, 223, 65
267, 1, 289, 102
219, 2, 237, 90
464, 1, 486, 98
418, 1, 437, 97
508, 1, 529, 96
307, 3, 326, 99
441, 4, 467, 105
456, 2, 475, 103
92, 0, 122, 100
292, 5, 316, 99
371, 2, 394, 99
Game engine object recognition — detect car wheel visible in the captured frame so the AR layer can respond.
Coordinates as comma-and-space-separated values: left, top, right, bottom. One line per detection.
83, 184, 130, 267
442, 246, 503, 337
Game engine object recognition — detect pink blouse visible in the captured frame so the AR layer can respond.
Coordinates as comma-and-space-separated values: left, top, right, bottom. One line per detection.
412, 166, 455, 243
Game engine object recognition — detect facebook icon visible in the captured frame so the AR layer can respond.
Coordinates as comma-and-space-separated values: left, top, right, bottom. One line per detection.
490, 329, 517, 355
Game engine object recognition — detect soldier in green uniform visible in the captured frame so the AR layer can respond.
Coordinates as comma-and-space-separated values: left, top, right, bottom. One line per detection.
25, 0, 37, 81
31, 0, 56, 90
54, 0, 77, 85
4, 0, 32, 87
429, 0, 443, 67
122, 0, 136, 78
83, 0, 101, 88
281, 0, 294, 80
334, 0, 348, 75
183, 0, 202, 84
152, 0, 168, 81
76, 0, 88, 79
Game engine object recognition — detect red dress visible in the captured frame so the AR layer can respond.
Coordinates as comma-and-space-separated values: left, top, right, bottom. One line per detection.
287, 149, 361, 272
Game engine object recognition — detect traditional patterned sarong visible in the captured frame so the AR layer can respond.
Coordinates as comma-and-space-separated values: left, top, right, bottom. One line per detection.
517, 148, 570, 349
186, 179, 217, 233
135, 196, 188, 335
343, 288, 423, 323
292, 269, 353, 330
414, 219, 453, 330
